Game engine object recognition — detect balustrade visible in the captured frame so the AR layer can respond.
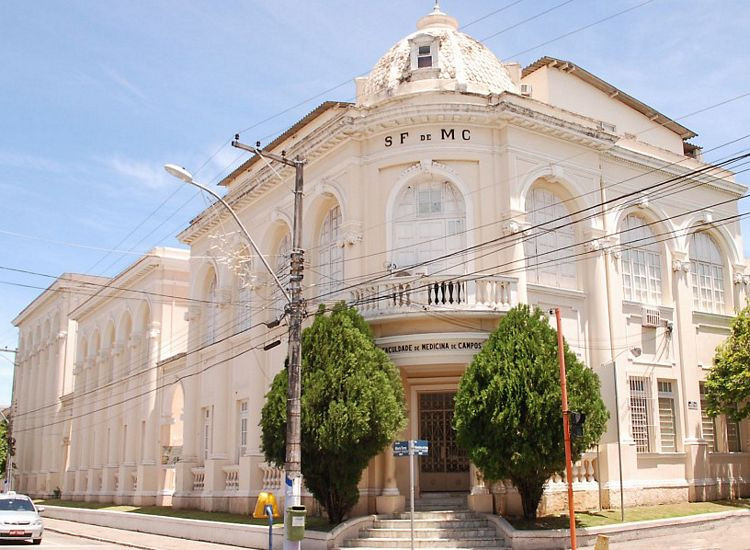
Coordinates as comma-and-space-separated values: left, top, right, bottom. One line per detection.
259, 463, 283, 492
351, 274, 516, 317
223, 465, 240, 491
191, 467, 205, 492
548, 452, 598, 487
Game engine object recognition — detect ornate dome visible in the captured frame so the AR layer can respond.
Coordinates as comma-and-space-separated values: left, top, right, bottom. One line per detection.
359, 4, 518, 103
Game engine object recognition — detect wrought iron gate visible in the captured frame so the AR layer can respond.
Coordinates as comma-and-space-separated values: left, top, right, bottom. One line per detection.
419, 392, 470, 492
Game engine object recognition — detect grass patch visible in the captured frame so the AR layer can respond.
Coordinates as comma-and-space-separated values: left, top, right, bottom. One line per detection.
35, 500, 334, 532
509, 499, 750, 530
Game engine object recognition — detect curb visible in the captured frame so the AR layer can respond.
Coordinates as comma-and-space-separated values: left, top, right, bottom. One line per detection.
45, 525, 161, 550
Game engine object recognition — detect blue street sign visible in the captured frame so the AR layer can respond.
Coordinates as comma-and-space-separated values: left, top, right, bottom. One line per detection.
393, 440, 409, 456
413, 440, 429, 456
393, 440, 429, 456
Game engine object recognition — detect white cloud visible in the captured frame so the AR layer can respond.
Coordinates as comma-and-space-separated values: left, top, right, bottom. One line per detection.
102, 66, 147, 102
107, 156, 170, 189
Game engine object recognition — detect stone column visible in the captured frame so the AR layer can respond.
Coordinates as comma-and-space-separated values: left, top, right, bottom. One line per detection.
503, 215, 528, 305
673, 253, 709, 500
376, 444, 405, 514
135, 325, 161, 505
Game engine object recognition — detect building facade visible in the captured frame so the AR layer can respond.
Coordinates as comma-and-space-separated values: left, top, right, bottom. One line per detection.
10, 5, 750, 517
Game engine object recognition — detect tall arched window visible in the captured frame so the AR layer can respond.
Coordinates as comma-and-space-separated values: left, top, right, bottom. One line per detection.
392, 179, 466, 274
524, 187, 577, 288
318, 205, 343, 297
690, 232, 725, 313
205, 271, 218, 344
620, 214, 662, 304
273, 233, 291, 318
235, 249, 253, 332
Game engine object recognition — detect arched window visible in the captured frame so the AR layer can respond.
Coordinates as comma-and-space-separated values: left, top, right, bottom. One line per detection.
524, 187, 577, 288
690, 232, 725, 313
620, 215, 662, 304
318, 206, 343, 297
205, 272, 218, 344
235, 249, 253, 333
272, 233, 291, 318
392, 179, 466, 274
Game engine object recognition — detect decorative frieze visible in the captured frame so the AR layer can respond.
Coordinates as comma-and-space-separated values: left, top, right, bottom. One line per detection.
340, 221, 363, 246
734, 271, 750, 286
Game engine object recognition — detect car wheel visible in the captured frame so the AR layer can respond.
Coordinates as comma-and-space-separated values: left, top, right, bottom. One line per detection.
32, 538, 42, 545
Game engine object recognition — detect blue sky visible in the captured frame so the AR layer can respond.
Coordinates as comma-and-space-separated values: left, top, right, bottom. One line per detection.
1, 0, 749, 405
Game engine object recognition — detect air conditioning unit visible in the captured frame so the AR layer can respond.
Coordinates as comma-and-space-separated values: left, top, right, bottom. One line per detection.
642, 307, 660, 328
520, 83, 533, 97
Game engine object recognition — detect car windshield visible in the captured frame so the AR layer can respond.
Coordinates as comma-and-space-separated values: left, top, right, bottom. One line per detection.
0, 499, 35, 512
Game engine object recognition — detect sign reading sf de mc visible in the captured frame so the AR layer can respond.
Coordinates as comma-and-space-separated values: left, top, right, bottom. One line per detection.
384, 128, 471, 147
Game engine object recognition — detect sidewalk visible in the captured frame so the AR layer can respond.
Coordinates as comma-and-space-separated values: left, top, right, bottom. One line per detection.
578, 514, 750, 550
44, 517, 262, 550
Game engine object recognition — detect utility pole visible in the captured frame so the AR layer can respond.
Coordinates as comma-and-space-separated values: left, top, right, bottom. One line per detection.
553, 309, 576, 550
231, 138, 306, 550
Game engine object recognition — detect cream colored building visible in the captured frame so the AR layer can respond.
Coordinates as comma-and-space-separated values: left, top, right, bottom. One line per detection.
10, 5, 750, 517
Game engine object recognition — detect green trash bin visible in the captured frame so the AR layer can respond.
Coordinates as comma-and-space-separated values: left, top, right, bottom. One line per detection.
286, 505, 306, 541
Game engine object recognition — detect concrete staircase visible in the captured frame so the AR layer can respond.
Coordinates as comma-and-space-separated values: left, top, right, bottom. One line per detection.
338, 494, 509, 550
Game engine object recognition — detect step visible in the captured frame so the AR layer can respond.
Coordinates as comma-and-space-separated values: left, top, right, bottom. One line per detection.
375, 519, 489, 529
361, 527, 498, 539
339, 547, 510, 550
342, 537, 507, 548
396, 510, 478, 521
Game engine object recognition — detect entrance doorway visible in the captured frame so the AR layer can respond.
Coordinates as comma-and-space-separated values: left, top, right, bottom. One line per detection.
418, 392, 470, 492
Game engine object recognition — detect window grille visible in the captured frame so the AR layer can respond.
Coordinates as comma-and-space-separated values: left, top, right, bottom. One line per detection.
621, 215, 663, 304
393, 180, 466, 274
524, 187, 577, 289
690, 232, 725, 313
318, 206, 343, 298
657, 380, 677, 452
273, 233, 291, 319
202, 407, 212, 461
699, 383, 717, 452
727, 419, 741, 452
238, 400, 249, 460
629, 376, 651, 452
205, 276, 218, 345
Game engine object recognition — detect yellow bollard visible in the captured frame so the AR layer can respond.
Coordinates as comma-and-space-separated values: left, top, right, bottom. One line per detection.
252, 492, 281, 519
593, 534, 609, 550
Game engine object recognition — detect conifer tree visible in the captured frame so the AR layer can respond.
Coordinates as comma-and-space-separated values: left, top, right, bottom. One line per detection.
454, 305, 608, 519
261, 302, 406, 524
705, 303, 750, 421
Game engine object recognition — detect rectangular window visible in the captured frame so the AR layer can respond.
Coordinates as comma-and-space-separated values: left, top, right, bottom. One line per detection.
238, 400, 249, 462
202, 407, 212, 461
417, 44, 433, 68
727, 419, 741, 452
657, 380, 677, 453
629, 376, 651, 453
699, 383, 717, 452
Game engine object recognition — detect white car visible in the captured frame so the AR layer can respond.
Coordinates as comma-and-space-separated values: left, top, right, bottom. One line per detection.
0, 492, 44, 544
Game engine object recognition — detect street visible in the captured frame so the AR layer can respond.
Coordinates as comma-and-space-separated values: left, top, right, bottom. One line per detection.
0, 531, 128, 549
0, 519, 258, 550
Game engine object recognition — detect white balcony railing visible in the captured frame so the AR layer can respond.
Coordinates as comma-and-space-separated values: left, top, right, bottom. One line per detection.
191, 467, 205, 492
351, 275, 517, 318
223, 465, 240, 491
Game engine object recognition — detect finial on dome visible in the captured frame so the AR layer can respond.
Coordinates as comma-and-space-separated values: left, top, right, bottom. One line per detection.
417, 1, 458, 30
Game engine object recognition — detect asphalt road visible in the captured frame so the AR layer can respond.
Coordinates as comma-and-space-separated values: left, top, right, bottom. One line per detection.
0, 531, 129, 549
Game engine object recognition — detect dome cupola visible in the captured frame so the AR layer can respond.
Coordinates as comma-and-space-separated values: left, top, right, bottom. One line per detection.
356, 2, 518, 105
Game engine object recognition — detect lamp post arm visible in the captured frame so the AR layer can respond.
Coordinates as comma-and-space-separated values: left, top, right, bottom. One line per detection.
184, 179, 291, 305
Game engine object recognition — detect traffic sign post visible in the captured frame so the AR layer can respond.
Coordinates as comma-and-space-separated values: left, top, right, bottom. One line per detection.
393, 440, 429, 550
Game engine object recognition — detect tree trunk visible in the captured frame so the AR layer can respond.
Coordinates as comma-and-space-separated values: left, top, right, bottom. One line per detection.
514, 477, 545, 520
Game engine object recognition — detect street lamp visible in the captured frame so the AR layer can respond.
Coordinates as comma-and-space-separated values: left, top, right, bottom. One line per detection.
165, 149, 306, 550
605, 346, 641, 522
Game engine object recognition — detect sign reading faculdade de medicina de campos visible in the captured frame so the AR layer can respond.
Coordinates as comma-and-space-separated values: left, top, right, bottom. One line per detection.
375, 333, 489, 366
